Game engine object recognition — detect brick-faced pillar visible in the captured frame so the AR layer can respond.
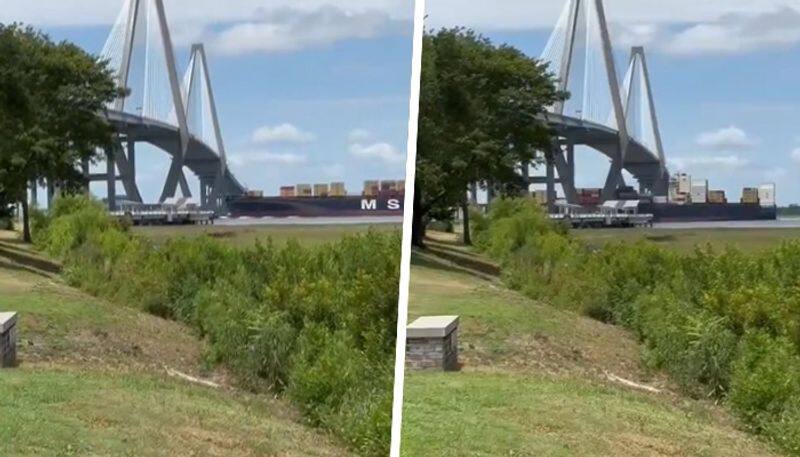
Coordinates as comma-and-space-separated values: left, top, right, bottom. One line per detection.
406, 316, 459, 371
0, 312, 18, 368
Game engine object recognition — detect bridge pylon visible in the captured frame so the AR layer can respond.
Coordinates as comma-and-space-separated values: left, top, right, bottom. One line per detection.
620, 46, 669, 196
95, 0, 245, 212
180, 44, 230, 211
534, 0, 671, 205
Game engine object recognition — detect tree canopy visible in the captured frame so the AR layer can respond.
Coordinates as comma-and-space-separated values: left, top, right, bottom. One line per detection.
413, 28, 564, 246
0, 24, 119, 240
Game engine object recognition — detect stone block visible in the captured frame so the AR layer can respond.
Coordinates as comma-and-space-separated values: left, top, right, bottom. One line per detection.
0, 312, 17, 368
406, 315, 459, 371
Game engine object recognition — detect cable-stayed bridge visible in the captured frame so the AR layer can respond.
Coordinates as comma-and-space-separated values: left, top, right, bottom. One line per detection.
531, 0, 669, 206
90, 0, 245, 212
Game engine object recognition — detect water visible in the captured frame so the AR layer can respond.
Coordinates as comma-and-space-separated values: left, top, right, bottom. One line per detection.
653, 218, 800, 230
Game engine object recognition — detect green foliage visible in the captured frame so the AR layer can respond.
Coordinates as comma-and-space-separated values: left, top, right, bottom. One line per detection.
0, 24, 120, 242
476, 197, 800, 455
638, 290, 737, 398
427, 219, 454, 233
35, 196, 117, 259
413, 28, 564, 245
729, 332, 800, 428
39, 196, 400, 456
0, 206, 12, 230
29, 207, 49, 239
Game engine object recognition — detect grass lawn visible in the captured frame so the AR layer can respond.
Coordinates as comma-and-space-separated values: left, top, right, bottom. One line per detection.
133, 223, 400, 247
575, 227, 800, 253
0, 230, 349, 456
400, 238, 780, 456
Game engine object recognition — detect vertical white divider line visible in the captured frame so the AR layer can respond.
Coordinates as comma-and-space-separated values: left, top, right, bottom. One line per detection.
390, 0, 426, 455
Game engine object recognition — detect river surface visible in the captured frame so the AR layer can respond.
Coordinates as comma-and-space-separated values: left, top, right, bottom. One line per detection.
653, 218, 800, 229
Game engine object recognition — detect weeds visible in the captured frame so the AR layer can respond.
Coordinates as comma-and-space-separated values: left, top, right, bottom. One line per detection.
34, 196, 398, 456
474, 197, 800, 455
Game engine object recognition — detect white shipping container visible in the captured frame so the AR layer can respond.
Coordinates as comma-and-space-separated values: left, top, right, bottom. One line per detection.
678, 174, 692, 195
691, 179, 708, 204
759, 184, 776, 207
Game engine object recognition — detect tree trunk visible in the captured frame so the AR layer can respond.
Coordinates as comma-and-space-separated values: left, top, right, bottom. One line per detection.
21, 199, 31, 243
462, 201, 472, 245
411, 187, 426, 248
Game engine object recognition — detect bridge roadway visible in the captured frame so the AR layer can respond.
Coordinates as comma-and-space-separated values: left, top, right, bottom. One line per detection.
105, 109, 246, 202
539, 112, 668, 197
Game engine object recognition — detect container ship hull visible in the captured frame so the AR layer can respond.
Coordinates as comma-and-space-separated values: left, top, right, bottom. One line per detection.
227, 195, 404, 218
639, 202, 777, 223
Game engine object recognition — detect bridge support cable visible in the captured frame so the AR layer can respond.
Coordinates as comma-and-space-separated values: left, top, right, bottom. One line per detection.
98, 0, 245, 212
100, 0, 196, 205
540, 0, 640, 202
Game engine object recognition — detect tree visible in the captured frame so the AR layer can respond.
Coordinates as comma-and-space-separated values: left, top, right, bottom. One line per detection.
413, 28, 563, 247
0, 24, 119, 242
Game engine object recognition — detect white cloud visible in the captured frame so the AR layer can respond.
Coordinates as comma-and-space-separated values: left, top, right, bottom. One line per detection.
348, 128, 373, 143
228, 151, 308, 166
695, 126, 755, 151
419, 1, 800, 57
349, 142, 405, 164
423, 0, 792, 30
612, 22, 663, 49
252, 123, 315, 144
209, 6, 405, 55
2, 3, 411, 56
664, 7, 800, 56
322, 164, 346, 178
791, 148, 800, 165
670, 154, 750, 171
1, 1, 411, 27
346, 128, 405, 163
763, 166, 788, 180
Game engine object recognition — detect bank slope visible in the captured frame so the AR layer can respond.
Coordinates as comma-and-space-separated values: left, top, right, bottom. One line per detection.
400, 248, 780, 457
0, 231, 348, 457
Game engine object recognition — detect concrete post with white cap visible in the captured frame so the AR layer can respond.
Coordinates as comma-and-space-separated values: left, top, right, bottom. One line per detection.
0, 312, 18, 368
406, 316, 459, 371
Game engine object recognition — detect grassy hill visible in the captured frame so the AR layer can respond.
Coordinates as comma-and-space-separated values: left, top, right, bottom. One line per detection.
401, 233, 781, 456
0, 230, 349, 456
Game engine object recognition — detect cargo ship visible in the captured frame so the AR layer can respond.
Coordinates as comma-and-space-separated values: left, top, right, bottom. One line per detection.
640, 176, 778, 222
546, 177, 779, 223
227, 180, 405, 218
631, 178, 778, 222
638, 202, 777, 223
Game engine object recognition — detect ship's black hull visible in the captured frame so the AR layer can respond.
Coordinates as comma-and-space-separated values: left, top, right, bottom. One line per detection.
639, 203, 777, 223
227, 195, 404, 218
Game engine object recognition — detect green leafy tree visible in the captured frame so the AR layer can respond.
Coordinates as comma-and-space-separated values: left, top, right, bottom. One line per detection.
0, 24, 119, 242
413, 28, 563, 247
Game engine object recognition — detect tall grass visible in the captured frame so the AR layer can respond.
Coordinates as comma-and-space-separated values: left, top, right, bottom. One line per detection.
474, 197, 800, 455
35, 196, 398, 456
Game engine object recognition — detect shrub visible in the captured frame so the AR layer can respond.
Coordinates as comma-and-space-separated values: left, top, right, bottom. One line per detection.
287, 324, 392, 456
36, 196, 400, 456
638, 290, 737, 398
474, 197, 800, 455
729, 331, 800, 429
765, 397, 800, 454
427, 219, 453, 233
36, 196, 119, 258
29, 207, 50, 241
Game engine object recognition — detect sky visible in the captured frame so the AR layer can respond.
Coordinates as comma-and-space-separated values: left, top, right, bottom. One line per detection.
0, 0, 414, 201
425, 0, 800, 205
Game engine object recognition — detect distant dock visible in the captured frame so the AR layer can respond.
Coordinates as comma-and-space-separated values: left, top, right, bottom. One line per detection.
111, 203, 215, 226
